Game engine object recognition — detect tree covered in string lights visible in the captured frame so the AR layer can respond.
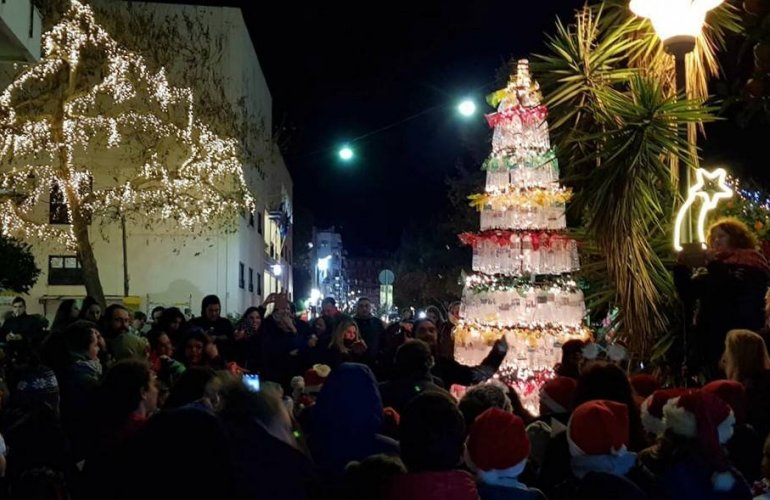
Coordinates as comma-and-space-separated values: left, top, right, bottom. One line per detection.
0, 0, 254, 306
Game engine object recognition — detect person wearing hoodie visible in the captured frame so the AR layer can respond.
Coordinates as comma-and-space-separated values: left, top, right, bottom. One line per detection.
386, 391, 479, 500
467, 407, 546, 500
308, 363, 398, 490
413, 318, 507, 387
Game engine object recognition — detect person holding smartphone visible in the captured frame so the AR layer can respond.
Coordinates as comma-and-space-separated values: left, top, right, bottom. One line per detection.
326, 319, 368, 368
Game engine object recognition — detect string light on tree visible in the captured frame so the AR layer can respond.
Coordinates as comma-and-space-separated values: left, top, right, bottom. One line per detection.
0, 0, 255, 305
673, 167, 733, 251
454, 60, 589, 411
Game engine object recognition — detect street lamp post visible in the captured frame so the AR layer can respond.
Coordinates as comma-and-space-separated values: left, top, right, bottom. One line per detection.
629, 0, 724, 246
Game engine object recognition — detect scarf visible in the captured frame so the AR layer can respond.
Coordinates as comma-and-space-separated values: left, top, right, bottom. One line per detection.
476, 460, 528, 488
570, 450, 637, 479
713, 248, 770, 275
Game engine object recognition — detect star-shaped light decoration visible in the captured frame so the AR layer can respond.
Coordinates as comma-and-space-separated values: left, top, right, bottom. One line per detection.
674, 167, 733, 251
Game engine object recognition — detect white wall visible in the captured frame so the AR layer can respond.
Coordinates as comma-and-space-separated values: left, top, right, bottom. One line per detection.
17, 3, 293, 319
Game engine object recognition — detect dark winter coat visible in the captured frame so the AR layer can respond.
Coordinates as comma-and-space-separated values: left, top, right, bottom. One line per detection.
260, 316, 309, 389
379, 375, 448, 413
675, 249, 770, 377
477, 482, 546, 500
355, 315, 385, 364
551, 471, 645, 500
224, 416, 317, 500
744, 369, 770, 443
636, 443, 753, 500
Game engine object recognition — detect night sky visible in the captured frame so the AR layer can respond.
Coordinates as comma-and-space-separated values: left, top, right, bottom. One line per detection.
246, 2, 586, 254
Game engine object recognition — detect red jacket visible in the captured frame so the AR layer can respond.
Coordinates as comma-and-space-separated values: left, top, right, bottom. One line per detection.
386, 470, 480, 500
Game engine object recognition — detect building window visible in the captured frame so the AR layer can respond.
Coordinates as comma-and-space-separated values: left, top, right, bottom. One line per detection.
248, 212, 254, 227
49, 179, 93, 225
48, 255, 83, 285
49, 184, 70, 224
238, 262, 245, 289
257, 272, 262, 295
248, 267, 254, 292
257, 212, 263, 235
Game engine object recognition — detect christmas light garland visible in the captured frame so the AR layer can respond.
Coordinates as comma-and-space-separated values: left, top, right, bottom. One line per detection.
458, 229, 575, 249
482, 148, 558, 173
0, 0, 255, 247
485, 104, 548, 128
469, 187, 572, 211
463, 272, 579, 293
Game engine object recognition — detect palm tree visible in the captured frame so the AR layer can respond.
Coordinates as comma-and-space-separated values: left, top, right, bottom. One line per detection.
531, 3, 735, 358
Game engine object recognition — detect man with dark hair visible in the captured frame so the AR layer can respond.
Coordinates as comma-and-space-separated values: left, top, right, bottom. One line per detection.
354, 297, 384, 365
413, 318, 507, 388
150, 306, 164, 324
387, 392, 478, 499
1, 296, 44, 344
189, 295, 234, 345
321, 296, 347, 334
378, 339, 448, 413
101, 304, 148, 363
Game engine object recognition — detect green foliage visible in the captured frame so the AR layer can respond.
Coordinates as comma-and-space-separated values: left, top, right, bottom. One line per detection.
0, 235, 40, 293
533, 5, 721, 357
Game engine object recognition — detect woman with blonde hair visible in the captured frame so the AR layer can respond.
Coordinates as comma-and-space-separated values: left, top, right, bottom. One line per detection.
722, 329, 770, 442
326, 319, 368, 368
675, 217, 770, 379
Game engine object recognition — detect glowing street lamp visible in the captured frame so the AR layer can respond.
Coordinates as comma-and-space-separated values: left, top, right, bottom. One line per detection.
310, 288, 322, 303
457, 99, 476, 117
317, 256, 331, 272
271, 264, 283, 276
629, 0, 724, 47
629, 0, 725, 247
338, 145, 354, 161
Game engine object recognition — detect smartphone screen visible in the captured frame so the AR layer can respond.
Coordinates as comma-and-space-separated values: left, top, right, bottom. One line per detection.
243, 374, 260, 392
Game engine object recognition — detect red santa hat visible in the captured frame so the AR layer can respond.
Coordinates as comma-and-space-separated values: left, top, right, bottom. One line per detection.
539, 376, 577, 414
567, 400, 629, 456
304, 364, 331, 393
467, 408, 531, 474
641, 388, 690, 436
662, 390, 736, 491
702, 380, 746, 426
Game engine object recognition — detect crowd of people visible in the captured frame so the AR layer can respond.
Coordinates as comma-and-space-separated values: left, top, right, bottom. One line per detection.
0, 217, 768, 498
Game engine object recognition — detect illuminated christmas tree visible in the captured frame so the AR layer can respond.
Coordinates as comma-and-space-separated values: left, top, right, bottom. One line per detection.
0, 0, 254, 305
455, 60, 589, 407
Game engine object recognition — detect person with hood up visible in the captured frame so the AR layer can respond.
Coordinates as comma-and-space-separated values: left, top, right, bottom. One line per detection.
308, 363, 398, 489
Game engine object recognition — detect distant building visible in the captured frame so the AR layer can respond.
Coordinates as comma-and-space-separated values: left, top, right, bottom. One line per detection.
311, 227, 348, 305
346, 255, 391, 310
0, 0, 42, 63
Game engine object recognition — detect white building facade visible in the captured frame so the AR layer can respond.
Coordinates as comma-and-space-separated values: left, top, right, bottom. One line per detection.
311, 227, 348, 305
1, 3, 292, 319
